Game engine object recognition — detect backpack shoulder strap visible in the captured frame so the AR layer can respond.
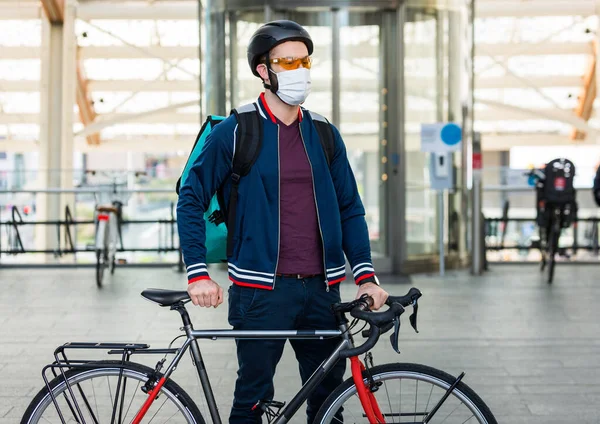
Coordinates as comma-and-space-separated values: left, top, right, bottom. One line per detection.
231, 103, 263, 179
307, 110, 335, 167
225, 103, 263, 257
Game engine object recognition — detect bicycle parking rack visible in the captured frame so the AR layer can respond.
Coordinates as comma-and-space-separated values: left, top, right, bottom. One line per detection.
0, 203, 184, 271
484, 216, 600, 258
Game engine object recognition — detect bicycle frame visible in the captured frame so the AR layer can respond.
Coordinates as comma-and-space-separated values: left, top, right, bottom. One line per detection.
125, 304, 380, 424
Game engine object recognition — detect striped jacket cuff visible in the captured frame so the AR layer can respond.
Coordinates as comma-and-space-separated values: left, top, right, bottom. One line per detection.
352, 262, 376, 285
187, 263, 210, 284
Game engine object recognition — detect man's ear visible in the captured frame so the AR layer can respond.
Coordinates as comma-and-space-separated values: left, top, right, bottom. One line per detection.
256, 63, 269, 83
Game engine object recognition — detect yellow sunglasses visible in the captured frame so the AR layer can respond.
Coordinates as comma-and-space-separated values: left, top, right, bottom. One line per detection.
264, 55, 312, 70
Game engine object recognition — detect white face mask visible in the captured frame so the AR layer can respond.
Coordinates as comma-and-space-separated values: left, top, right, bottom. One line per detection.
270, 67, 312, 106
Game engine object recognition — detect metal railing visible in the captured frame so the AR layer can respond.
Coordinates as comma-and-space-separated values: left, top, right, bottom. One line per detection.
0, 188, 183, 268
482, 184, 600, 262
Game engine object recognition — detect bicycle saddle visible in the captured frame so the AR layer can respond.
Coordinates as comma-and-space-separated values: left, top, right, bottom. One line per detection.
97, 205, 119, 214
141, 289, 190, 307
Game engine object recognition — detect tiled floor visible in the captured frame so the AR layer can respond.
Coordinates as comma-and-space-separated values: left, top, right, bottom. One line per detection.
1, 264, 599, 423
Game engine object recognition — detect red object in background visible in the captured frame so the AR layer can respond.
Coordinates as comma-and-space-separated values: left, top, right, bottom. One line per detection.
23, 205, 31, 215
554, 177, 566, 191
472, 152, 482, 170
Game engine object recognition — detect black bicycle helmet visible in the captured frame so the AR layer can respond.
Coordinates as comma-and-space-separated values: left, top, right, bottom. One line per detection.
247, 20, 314, 78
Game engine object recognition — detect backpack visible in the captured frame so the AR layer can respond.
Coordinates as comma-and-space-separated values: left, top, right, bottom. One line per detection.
176, 105, 336, 263
543, 158, 576, 204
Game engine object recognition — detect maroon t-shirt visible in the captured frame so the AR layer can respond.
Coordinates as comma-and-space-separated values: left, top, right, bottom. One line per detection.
275, 117, 324, 274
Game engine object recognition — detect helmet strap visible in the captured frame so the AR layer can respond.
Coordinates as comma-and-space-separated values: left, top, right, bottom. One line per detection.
264, 60, 279, 94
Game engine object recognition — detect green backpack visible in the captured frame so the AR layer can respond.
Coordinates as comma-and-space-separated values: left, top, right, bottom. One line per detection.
176, 105, 335, 263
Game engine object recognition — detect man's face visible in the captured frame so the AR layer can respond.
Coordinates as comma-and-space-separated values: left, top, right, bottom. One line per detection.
256, 41, 309, 81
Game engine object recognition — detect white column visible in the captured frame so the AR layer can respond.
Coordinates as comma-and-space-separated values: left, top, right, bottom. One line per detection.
61, 0, 77, 216
37, 13, 64, 255
37, 0, 78, 258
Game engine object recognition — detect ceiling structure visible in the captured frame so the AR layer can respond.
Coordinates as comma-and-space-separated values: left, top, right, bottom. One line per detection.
0, 0, 599, 153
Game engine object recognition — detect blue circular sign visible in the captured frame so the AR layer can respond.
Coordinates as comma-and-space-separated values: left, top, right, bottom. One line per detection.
440, 123, 462, 146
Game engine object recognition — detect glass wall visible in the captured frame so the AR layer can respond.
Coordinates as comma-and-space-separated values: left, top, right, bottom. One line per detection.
216, 0, 474, 273
339, 15, 383, 255
229, 8, 387, 258
404, 9, 440, 256
403, 1, 473, 263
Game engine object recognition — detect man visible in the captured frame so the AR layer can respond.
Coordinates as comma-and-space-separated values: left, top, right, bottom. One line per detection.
177, 20, 388, 423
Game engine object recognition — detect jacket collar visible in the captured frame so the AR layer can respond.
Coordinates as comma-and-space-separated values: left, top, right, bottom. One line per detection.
257, 93, 303, 124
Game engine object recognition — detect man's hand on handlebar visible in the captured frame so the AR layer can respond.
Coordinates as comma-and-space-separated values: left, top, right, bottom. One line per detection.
187, 279, 224, 308
356, 283, 388, 311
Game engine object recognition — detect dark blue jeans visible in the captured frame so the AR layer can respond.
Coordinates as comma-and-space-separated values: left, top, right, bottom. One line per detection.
227, 275, 345, 424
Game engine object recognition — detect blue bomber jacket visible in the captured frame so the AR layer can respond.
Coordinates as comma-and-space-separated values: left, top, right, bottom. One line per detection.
177, 94, 376, 290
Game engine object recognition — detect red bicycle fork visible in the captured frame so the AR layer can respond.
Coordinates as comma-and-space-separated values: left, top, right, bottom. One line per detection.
350, 356, 385, 424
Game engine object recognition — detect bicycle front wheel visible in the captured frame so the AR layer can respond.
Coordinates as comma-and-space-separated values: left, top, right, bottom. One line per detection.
96, 250, 106, 288
315, 363, 497, 424
21, 361, 205, 424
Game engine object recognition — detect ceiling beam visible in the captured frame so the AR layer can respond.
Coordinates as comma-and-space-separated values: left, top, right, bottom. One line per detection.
6, 106, 597, 126
476, 0, 597, 18
477, 98, 599, 137
78, 2, 198, 20
0, 2, 40, 20
2, 42, 593, 62
76, 59, 100, 145
2, 132, 590, 154
572, 40, 597, 140
480, 133, 574, 150
0, 76, 586, 93
475, 42, 593, 57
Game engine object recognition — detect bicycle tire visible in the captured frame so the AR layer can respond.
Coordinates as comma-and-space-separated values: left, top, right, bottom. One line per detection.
314, 362, 497, 424
21, 361, 205, 424
547, 219, 560, 284
96, 250, 105, 288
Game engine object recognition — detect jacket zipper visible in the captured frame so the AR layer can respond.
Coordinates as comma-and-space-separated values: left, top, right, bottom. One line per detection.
299, 124, 329, 292
273, 125, 281, 289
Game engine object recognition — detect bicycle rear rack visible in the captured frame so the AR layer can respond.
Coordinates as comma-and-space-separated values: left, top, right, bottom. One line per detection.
41, 342, 180, 424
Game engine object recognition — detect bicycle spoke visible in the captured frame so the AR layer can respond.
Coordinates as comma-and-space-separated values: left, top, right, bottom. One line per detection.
91, 379, 100, 422
382, 380, 395, 423
122, 380, 142, 423
162, 409, 182, 424
414, 380, 419, 422
349, 394, 361, 422
424, 384, 434, 415
439, 401, 463, 424
146, 397, 169, 423
461, 414, 476, 424
107, 377, 114, 412
399, 378, 402, 421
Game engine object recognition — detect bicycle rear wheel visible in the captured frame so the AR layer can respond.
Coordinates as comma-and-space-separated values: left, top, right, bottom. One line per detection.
21, 361, 204, 424
314, 363, 497, 424
546, 219, 560, 284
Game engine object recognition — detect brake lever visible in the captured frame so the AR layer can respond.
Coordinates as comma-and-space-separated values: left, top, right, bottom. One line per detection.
409, 301, 419, 333
389, 317, 401, 354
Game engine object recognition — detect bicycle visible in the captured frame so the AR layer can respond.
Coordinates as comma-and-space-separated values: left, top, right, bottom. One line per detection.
526, 165, 576, 284
86, 170, 145, 288
21, 287, 498, 424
